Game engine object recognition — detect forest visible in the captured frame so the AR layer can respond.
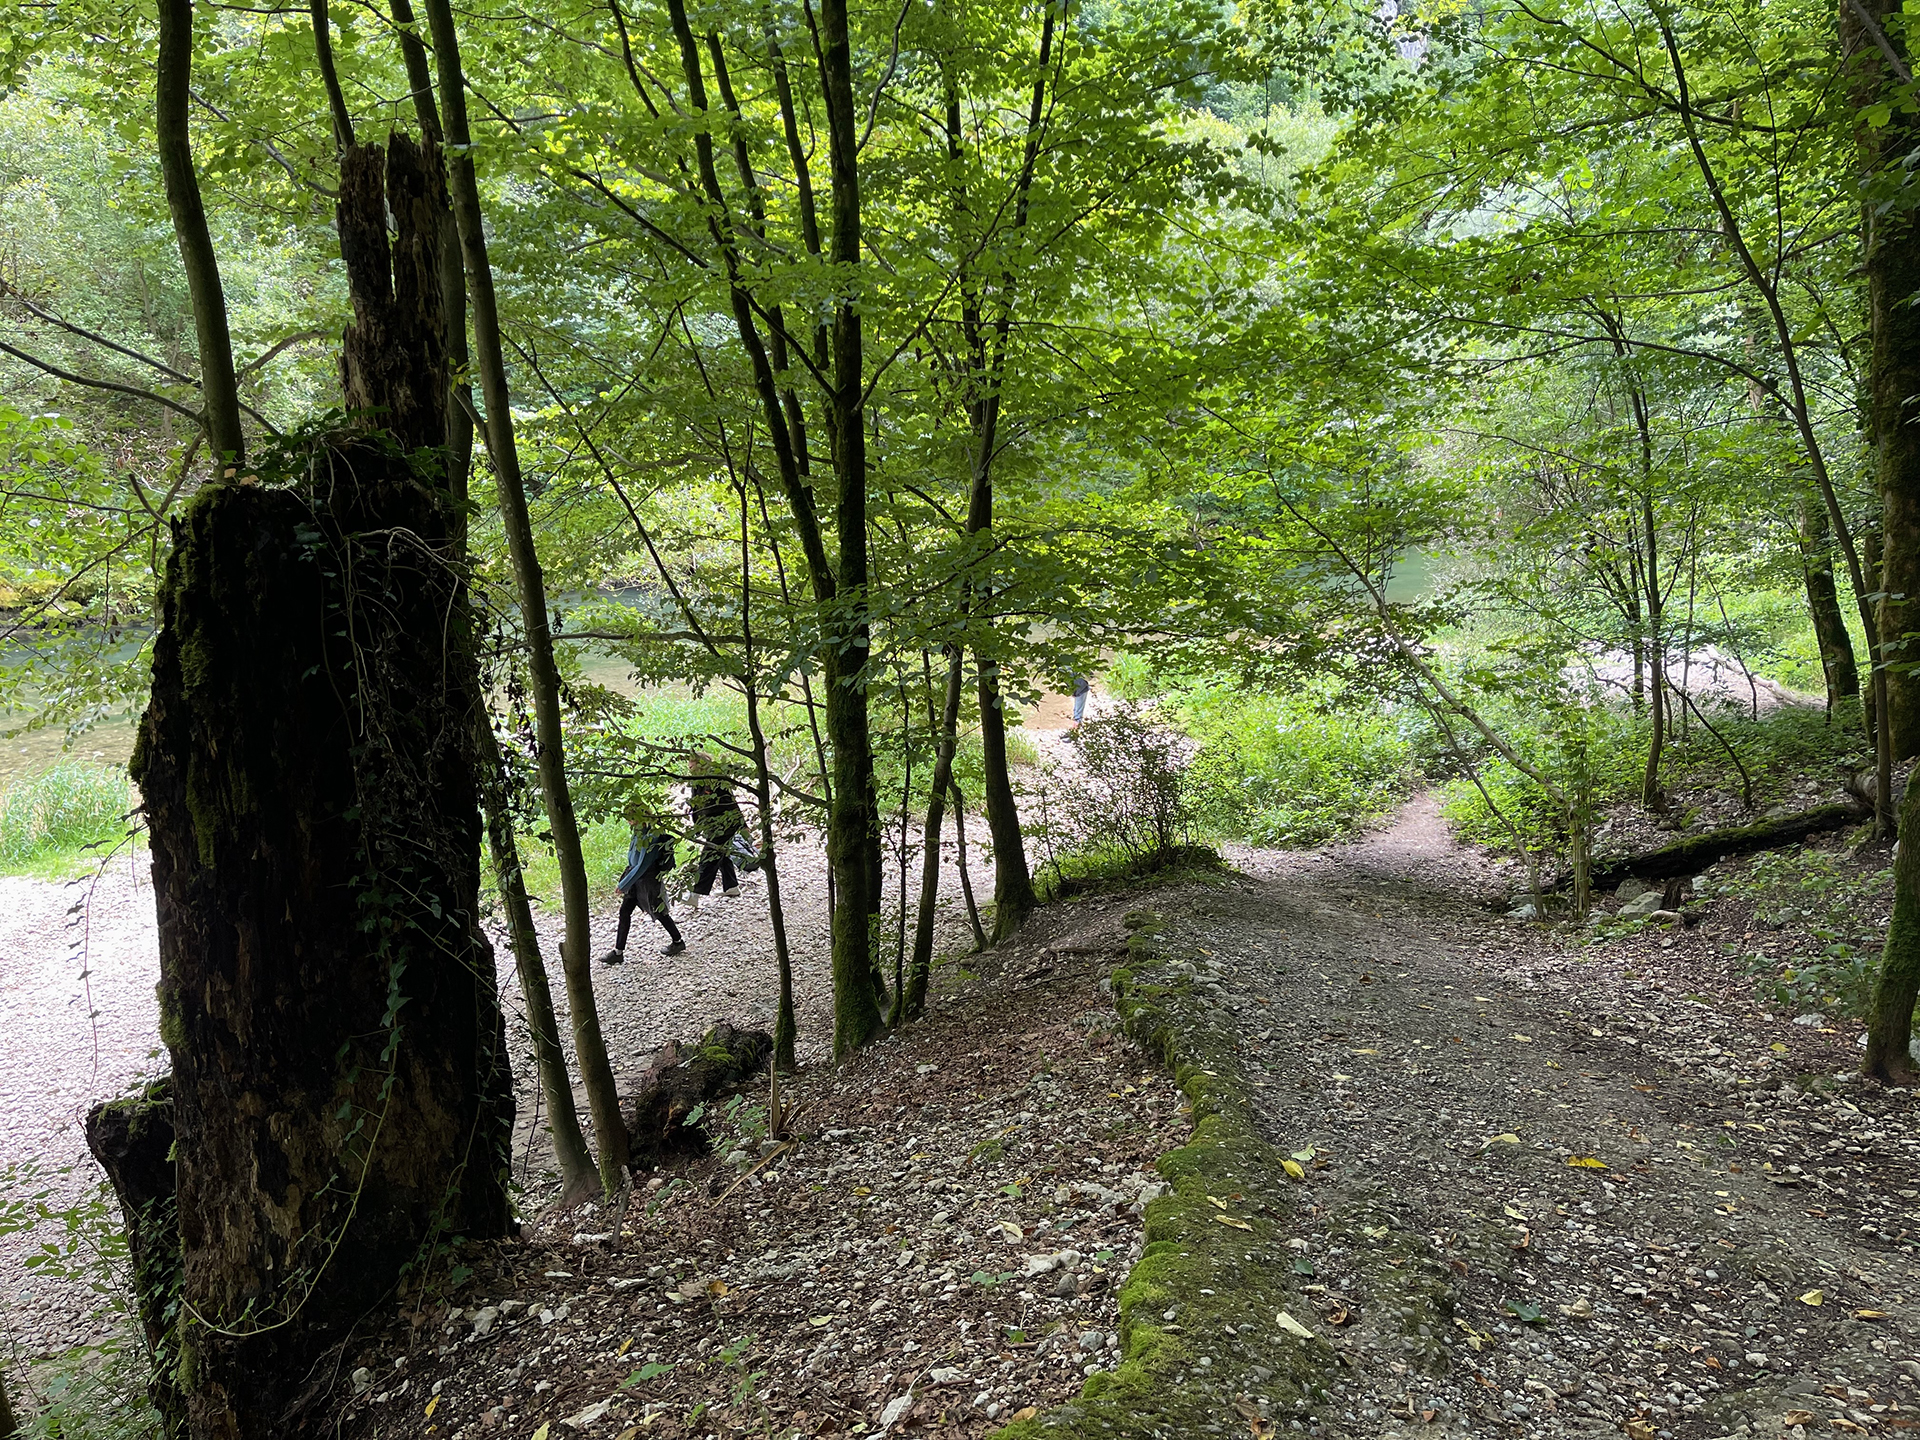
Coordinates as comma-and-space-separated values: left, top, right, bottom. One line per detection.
0, 0, 1917, 1434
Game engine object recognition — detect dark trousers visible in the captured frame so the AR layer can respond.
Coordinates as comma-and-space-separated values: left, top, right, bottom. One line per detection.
616, 874, 680, 950
693, 849, 737, 896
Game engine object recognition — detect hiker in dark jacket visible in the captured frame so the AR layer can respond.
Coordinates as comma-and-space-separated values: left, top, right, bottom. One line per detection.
686, 751, 748, 910
600, 801, 683, 963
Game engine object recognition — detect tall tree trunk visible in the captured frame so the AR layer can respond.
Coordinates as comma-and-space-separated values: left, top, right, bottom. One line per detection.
155, 0, 243, 469
129, 139, 511, 1440
1801, 490, 1862, 707
662, 3, 880, 1056
817, 0, 885, 1055
420, 0, 629, 1186
387, 0, 474, 499
945, 7, 1058, 945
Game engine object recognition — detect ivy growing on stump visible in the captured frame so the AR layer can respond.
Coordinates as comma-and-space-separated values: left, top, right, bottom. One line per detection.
109, 134, 513, 1440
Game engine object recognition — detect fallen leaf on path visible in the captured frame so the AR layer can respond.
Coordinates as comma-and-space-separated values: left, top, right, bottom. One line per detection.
1330, 1073, 1353, 1081
1783, 1411, 1816, 1427
532, 1426, 551, 1440
1798, 1289, 1823, 1306
1855, 1309, 1889, 1320
1215, 1215, 1253, 1231
1275, 1310, 1315, 1339
1281, 1159, 1306, 1181
996, 1221, 1023, 1242
423, 1395, 439, 1418
1290, 1147, 1316, 1162
1012, 1407, 1038, 1422
1207, 1195, 1228, 1210
1624, 1419, 1655, 1440
1486, 1133, 1521, 1145
1502, 1204, 1527, 1219
1567, 1156, 1608, 1169
1509, 1034, 1532, 1043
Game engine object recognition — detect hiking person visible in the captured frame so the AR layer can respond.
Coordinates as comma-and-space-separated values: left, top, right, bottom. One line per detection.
600, 800, 683, 962
1070, 671, 1091, 727
686, 751, 749, 909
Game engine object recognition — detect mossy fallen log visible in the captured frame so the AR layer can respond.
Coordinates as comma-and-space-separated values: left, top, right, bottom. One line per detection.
1580, 802, 1867, 894
625, 1023, 773, 1166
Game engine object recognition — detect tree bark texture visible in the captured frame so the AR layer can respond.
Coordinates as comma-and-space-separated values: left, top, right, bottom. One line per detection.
85, 1080, 187, 1438
155, 0, 244, 468
1846, 0, 1920, 759
976, 659, 1036, 939
128, 137, 512, 1440
1865, 773, 1920, 1081
1800, 489, 1861, 707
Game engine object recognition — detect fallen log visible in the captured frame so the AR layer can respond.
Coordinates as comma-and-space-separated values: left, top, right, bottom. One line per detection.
625, 1022, 772, 1167
1580, 802, 1868, 894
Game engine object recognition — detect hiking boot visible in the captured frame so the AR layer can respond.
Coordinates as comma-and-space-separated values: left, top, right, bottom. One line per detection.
597, 948, 624, 965
660, 939, 687, 956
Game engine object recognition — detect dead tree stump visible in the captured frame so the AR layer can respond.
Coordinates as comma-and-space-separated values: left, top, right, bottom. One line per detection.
85, 1079, 185, 1438
127, 134, 510, 1440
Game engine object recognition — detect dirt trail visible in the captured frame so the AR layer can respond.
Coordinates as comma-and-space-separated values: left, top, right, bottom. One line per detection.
1149, 797, 1918, 1439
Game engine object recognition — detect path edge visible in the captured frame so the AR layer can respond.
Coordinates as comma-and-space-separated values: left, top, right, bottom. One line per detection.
988, 910, 1337, 1438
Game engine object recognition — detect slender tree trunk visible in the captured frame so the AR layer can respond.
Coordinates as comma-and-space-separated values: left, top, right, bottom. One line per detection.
1800, 491, 1862, 706
951, 779, 988, 949
976, 658, 1035, 938
308, 0, 354, 153
476, 716, 596, 1195
662, 3, 879, 1054
819, 0, 885, 1055
907, 649, 965, 1017
420, 0, 628, 1185
155, 0, 243, 469
1658, 14, 1892, 834
737, 484, 797, 1071
0, 1370, 16, 1439
378, 22, 582, 1192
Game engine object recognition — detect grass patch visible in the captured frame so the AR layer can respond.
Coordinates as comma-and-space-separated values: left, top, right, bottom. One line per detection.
0, 762, 134, 878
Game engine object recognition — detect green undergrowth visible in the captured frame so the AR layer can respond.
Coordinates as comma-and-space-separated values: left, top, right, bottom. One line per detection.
1698, 845, 1896, 1022
0, 761, 136, 879
1034, 844, 1228, 904
0, 1157, 163, 1438
1440, 697, 1868, 858
990, 915, 1339, 1439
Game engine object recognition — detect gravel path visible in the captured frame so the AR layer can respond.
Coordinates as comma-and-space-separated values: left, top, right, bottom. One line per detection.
0, 853, 164, 1358
1145, 801, 1918, 1438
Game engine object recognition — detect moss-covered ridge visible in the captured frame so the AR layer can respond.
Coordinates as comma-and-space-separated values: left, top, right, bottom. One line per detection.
989, 912, 1341, 1440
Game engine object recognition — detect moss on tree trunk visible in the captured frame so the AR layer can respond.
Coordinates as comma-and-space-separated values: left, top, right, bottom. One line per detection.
127, 135, 512, 1440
